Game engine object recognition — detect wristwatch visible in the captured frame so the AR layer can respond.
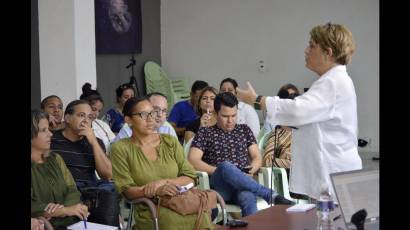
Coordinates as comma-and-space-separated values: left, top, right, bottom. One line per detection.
254, 95, 263, 110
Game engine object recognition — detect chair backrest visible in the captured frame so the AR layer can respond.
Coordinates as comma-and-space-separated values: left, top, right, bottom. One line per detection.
270, 167, 292, 200
257, 131, 270, 155
144, 61, 175, 109
171, 78, 191, 103
183, 137, 194, 159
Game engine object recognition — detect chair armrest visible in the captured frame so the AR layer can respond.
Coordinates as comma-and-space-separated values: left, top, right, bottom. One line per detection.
126, 197, 159, 230
214, 190, 227, 225
195, 171, 211, 190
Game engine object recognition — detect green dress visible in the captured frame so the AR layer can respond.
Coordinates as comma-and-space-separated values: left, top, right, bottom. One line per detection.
31, 152, 82, 229
110, 134, 214, 230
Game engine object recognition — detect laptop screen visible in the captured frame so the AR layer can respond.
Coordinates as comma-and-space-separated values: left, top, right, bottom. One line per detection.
330, 170, 379, 223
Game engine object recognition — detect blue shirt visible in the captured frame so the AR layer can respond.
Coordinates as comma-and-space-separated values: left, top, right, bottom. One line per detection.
167, 100, 198, 128
103, 108, 124, 133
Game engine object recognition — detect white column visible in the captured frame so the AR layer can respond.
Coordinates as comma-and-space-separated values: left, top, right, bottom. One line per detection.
38, 0, 96, 106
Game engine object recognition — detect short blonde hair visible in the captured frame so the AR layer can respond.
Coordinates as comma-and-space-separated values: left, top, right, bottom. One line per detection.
310, 23, 356, 65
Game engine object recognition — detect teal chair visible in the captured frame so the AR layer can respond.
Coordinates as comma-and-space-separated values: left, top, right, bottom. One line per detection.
170, 77, 190, 103
144, 61, 191, 110
144, 61, 175, 110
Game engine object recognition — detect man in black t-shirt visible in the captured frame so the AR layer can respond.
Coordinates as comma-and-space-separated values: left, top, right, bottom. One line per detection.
188, 92, 294, 217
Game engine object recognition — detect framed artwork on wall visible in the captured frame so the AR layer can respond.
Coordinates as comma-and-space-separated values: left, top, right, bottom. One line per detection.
95, 0, 142, 54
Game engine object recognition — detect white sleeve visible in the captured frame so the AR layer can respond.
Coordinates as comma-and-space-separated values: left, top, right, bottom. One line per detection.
244, 105, 260, 138
266, 78, 336, 127
113, 126, 132, 143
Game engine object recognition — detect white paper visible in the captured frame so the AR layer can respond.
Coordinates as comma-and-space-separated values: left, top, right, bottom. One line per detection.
67, 221, 118, 230
286, 203, 316, 212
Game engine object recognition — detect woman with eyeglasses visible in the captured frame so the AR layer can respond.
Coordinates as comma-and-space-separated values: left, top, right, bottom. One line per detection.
184, 86, 218, 144
103, 83, 135, 134
110, 97, 215, 230
237, 23, 362, 202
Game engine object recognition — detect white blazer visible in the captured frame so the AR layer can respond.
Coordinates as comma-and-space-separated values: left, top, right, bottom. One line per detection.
265, 65, 362, 200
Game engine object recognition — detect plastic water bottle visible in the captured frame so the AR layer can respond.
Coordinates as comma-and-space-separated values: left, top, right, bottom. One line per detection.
317, 184, 335, 230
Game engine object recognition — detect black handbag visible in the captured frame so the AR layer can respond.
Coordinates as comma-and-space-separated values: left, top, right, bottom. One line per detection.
79, 186, 120, 227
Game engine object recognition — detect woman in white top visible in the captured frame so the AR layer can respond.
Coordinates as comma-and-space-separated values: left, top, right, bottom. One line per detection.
237, 22, 362, 201
80, 83, 116, 153
220, 78, 260, 138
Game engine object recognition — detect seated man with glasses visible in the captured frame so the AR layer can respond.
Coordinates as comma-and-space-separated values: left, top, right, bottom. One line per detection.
50, 100, 120, 227
113, 92, 177, 142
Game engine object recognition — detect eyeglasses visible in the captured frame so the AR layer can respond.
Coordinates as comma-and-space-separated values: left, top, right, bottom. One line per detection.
153, 107, 168, 115
46, 105, 63, 110
131, 110, 159, 120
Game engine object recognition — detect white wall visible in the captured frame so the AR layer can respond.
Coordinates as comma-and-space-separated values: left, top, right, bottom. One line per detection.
161, 0, 379, 152
38, 0, 97, 106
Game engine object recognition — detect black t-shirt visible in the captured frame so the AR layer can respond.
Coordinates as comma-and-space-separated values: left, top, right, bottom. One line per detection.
185, 118, 201, 134
50, 130, 106, 185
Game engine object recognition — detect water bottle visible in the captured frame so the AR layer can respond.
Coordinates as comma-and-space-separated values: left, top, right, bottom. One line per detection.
317, 184, 335, 230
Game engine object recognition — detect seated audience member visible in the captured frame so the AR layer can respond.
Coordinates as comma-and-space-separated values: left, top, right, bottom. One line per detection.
41, 95, 65, 131
110, 97, 215, 230
168, 80, 208, 143
103, 83, 135, 133
219, 78, 260, 138
113, 92, 177, 142
50, 100, 119, 226
188, 92, 294, 217
31, 110, 89, 229
260, 84, 300, 135
184, 86, 218, 143
80, 83, 116, 153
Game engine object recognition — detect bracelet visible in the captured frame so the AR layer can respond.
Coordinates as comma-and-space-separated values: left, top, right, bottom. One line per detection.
254, 95, 263, 110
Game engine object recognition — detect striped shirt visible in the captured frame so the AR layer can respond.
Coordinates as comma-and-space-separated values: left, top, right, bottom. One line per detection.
51, 130, 106, 185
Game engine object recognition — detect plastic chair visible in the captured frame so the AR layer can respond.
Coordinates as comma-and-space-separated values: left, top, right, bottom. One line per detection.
125, 197, 159, 230
257, 131, 270, 154
144, 61, 175, 110
257, 131, 308, 204
170, 78, 190, 103
144, 61, 191, 110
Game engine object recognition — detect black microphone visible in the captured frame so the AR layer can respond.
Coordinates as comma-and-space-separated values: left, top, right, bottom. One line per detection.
275, 125, 298, 130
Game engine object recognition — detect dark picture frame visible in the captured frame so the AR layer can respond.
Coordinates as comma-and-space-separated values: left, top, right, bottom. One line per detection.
95, 0, 142, 54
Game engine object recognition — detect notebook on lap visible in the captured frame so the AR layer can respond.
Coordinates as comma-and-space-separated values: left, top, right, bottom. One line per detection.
330, 169, 379, 230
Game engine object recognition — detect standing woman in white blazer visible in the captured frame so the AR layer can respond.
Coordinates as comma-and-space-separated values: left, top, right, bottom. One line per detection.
236, 22, 362, 201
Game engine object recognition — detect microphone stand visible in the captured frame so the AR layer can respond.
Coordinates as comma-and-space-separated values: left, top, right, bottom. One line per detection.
126, 54, 140, 96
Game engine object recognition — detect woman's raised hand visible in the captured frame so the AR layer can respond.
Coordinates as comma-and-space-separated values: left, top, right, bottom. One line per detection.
236, 82, 258, 105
